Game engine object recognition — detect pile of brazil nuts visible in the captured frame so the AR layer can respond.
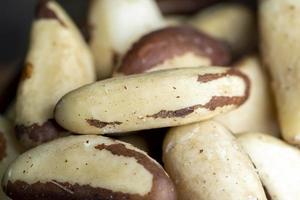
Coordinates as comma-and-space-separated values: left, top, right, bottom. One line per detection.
2, 0, 300, 199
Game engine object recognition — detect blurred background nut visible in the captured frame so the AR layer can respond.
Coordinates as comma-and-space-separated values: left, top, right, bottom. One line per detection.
88, 0, 166, 80
260, 0, 300, 145
238, 133, 300, 200
163, 120, 267, 200
2, 135, 176, 200
54, 67, 249, 134
116, 26, 231, 76
15, 0, 95, 148
188, 3, 257, 57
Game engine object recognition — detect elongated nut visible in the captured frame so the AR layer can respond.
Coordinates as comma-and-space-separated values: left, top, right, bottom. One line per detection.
116, 26, 231, 76
214, 56, 278, 135
189, 3, 256, 56
0, 116, 23, 199
260, 0, 300, 144
55, 67, 250, 134
237, 133, 300, 200
2, 135, 176, 200
88, 0, 166, 79
163, 121, 267, 200
15, 0, 96, 148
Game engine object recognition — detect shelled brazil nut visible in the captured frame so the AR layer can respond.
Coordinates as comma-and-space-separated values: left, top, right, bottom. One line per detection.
0, 116, 23, 199
260, 0, 300, 144
15, 0, 96, 148
189, 3, 256, 57
2, 135, 176, 200
55, 67, 250, 134
115, 26, 231, 76
163, 120, 267, 200
238, 133, 300, 200
88, 0, 166, 79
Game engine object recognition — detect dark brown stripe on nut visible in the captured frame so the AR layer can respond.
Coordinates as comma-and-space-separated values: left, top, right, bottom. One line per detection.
6, 178, 175, 200
262, 184, 272, 200
15, 119, 67, 149
118, 26, 231, 75
197, 68, 249, 83
6, 180, 141, 200
86, 119, 122, 129
146, 96, 246, 119
0, 131, 7, 161
147, 69, 250, 118
197, 73, 226, 83
35, 0, 65, 26
94, 143, 176, 200
4, 143, 176, 200
20, 62, 34, 81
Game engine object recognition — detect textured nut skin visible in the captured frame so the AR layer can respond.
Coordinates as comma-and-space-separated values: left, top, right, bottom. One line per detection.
15, 1, 95, 148
2, 135, 176, 200
0, 116, 23, 199
15, 119, 69, 149
88, 0, 166, 79
163, 121, 267, 200
116, 26, 231, 76
238, 133, 300, 200
55, 67, 249, 134
260, 0, 300, 144
214, 56, 278, 135
189, 3, 256, 56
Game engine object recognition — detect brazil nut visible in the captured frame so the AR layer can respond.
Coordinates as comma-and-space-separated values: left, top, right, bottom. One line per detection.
55, 67, 250, 134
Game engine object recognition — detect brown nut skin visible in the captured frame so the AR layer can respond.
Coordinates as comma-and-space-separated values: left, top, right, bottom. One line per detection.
15, 119, 69, 149
117, 26, 231, 75
2, 135, 176, 200
156, 0, 221, 14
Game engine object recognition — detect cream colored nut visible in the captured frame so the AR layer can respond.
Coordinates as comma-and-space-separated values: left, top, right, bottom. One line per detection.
189, 3, 256, 56
88, 0, 166, 79
15, 1, 96, 148
214, 55, 278, 136
55, 67, 249, 134
237, 133, 300, 200
115, 26, 231, 76
0, 116, 23, 199
116, 134, 149, 153
163, 120, 267, 200
2, 135, 176, 200
260, 0, 300, 144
